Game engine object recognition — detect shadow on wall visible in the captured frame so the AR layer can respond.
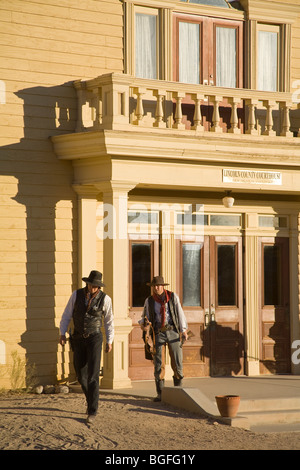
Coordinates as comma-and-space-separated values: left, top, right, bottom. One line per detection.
0, 82, 78, 386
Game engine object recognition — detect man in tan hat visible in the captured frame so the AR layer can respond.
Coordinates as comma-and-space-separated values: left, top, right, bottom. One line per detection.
59, 270, 114, 424
141, 276, 188, 401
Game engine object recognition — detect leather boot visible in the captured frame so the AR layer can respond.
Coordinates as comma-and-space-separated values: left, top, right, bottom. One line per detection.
173, 376, 182, 387
154, 379, 165, 402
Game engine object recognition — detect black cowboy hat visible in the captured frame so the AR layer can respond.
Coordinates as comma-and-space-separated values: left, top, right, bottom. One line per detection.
146, 275, 169, 286
82, 270, 105, 287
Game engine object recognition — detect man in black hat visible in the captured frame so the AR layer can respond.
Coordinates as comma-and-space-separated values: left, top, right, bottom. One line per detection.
59, 270, 114, 424
141, 276, 188, 402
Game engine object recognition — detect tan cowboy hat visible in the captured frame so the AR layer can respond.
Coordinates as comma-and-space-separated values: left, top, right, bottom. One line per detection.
82, 270, 105, 287
146, 275, 169, 286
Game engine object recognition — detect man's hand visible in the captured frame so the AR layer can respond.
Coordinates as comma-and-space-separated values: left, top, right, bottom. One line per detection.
59, 335, 67, 346
182, 330, 188, 342
106, 343, 112, 353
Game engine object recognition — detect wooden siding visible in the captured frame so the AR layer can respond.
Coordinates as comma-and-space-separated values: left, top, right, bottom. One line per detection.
0, 0, 123, 387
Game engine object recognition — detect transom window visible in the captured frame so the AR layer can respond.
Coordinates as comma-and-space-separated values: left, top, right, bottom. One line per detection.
180, 0, 230, 6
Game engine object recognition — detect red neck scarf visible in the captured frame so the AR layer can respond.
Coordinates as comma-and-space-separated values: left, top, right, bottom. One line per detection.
152, 290, 171, 326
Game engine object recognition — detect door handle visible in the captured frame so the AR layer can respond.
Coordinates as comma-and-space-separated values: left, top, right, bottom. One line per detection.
211, 304, 215, 322
205, 305, 216, 326
205, 309, 210, 326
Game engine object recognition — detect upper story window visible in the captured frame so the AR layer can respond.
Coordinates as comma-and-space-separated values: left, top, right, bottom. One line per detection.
135, 8, 159, 79
124, 1, 291, 93
174, 13, 243, 87
257, 24, 280, 92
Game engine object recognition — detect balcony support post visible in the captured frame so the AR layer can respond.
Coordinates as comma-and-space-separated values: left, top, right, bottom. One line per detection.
280, 102, 293, 137
132, 87, 146, 126
209, 95, 223, 133
228, 97, 241, 134
153, 90, 166, 128
262, 100, 276, 136
245, 99, 259, 135
172, 92, 185, 130
191, 93, 204, 132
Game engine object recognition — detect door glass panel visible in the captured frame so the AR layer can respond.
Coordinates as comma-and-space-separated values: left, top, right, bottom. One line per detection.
182, 244, 201, 306
258, 30, 278, 91
216, 26, 236, 88
135, 13, 157, 79
131, 243, 152, 306
217, 244, 236, 306
179, 22, 200, 84
264, 245, 280, 305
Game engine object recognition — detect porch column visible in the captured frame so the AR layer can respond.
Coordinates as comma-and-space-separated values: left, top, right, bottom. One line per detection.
161, 209, 177, 380
290, 214, 300, 374
73, 185, 99, 287
96, 181, 136, 389
244, 214, 260, 375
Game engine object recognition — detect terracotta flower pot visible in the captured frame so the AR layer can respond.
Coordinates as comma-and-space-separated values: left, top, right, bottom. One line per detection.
215, 395, 240, 418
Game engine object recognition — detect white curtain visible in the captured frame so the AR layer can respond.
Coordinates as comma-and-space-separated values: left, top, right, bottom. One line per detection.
258, 31, 278, 91
135, 13, 157, 79
216, 26, 236, 88
179, 22, 200, 84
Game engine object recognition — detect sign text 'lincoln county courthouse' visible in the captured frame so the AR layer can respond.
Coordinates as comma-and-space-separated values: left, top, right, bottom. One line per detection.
223, 169, 282, 185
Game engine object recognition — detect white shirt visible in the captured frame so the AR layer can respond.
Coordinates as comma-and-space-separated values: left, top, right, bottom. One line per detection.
142, 293, 188, 332
60, 290, 114, 344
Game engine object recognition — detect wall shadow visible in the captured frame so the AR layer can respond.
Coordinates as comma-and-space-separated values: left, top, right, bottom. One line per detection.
201, 321, 244, 376
0, 82, 78, 386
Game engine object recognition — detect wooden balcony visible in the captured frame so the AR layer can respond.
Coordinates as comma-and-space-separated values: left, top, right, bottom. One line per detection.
74, 73, 299, 139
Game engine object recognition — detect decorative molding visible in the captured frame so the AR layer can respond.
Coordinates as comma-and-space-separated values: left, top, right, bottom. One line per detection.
240, 0, 300, 23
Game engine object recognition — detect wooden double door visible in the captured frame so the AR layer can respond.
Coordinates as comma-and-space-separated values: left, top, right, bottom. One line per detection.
259, 237, 291, 374
128, 235, 291, 379
178, 236, 244, 377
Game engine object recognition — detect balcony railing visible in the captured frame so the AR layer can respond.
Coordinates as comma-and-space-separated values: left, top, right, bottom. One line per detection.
74, 73, 298, 138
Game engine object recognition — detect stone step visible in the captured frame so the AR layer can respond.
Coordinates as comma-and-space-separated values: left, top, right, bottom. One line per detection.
161, 387, 300, 431
241, 408, 300, 426
239, 397, 300, 413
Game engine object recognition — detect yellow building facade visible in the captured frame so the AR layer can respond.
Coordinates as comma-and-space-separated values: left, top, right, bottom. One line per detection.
1, 0, 300, 389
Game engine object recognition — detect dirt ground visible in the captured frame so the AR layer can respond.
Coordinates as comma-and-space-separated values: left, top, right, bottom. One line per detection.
0, 390, 300, 452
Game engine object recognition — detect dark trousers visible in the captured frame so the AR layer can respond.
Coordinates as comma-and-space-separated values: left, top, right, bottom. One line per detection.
73, 332, 103, 415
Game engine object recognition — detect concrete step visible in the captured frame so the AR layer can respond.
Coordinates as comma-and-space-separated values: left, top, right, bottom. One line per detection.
239, 397, 300, 413
161, 387, 300, 431
242, 409, 300, 426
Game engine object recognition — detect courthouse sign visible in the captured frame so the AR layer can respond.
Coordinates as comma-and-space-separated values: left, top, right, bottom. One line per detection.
223, 169, 282, 185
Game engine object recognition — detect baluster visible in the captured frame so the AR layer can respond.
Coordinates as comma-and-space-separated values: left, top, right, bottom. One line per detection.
262, 100, 276, 136
191, 93, 204, 132
132, 87, 146, 126
228, 97, 241, 134
209, 95, 223, 133
172, 92, 185, 130
74, 80, 85, 132
245, 99, 258, 135
280, 102, 293, 137
153, 90, 166, 128
93, 87, 102, 129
